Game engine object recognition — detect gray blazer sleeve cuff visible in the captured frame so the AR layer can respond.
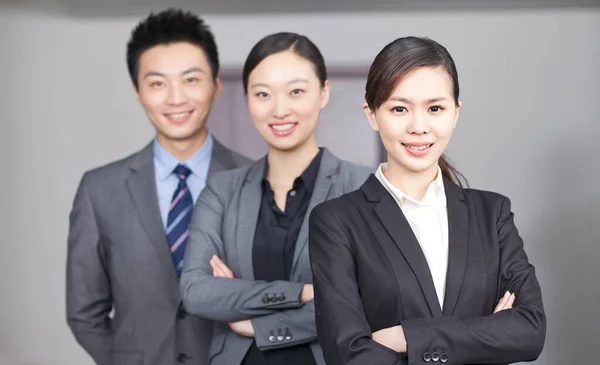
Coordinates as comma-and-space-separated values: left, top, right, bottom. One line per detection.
252, 281, 304, 310
251, 301, 317, 351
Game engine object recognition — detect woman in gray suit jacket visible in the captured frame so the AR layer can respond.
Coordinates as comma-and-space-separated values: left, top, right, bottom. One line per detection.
180, 32, 371, 365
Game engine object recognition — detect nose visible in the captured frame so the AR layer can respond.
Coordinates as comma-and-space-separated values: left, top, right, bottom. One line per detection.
166, 81, 188, 105
407, 111, 430, 134
272, 95, 291, 119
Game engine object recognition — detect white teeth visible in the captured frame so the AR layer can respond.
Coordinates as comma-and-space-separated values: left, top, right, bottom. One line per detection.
406, 144, 431, 151
272, 123, 295, 131
169, 112, 191, 118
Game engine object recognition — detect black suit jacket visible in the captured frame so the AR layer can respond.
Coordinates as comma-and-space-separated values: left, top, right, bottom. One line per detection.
308, 175, 546, 365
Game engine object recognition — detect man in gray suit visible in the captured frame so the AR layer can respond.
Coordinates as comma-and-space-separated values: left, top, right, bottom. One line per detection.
66, 9, 250, 365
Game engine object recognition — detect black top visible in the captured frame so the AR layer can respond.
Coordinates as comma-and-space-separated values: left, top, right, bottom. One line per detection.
241, 149, 323, 365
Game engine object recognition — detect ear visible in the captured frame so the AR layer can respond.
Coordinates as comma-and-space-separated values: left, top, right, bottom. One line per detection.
453, 100, 462, 129
363, 102, 379, 132
320, 80, 331, 109
212, 76, 223, 102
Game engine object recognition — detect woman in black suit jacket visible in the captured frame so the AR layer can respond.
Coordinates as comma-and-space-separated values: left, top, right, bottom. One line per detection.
308, 36, 546, 365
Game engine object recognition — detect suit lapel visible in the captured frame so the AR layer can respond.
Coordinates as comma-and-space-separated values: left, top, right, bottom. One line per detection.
367, 176, 443, 318
208, 138, 234, 175
442, 179, 469, 316
235, 159, 266, 280
291, 150, 337, 276
126, 144, 178, 280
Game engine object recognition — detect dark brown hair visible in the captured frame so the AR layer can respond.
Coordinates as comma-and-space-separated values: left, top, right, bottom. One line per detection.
242, 32, 327, 94
366, 36, 467, 187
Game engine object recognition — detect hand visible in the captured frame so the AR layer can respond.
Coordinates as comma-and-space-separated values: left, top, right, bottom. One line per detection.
372, 325, 407, 353
210, 255, 234, 279
494, 291, 516, 313
300, 284, 314, 303
228, 319, 255, 337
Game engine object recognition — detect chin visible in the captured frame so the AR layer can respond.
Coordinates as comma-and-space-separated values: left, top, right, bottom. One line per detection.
390, 157, 435, 174
269, 143, 300, 152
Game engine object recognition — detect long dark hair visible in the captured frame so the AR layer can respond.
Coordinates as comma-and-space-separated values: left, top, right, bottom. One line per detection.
366, 36, 467, 187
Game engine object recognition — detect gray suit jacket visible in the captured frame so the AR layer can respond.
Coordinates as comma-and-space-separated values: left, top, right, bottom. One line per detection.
180, 148, 371, 365
66, 139, 251, 365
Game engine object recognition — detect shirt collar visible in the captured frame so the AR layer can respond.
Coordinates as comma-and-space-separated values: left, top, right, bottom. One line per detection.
262, 147, 324, 193
152, 134, 214, 181
375, 163, 446, 208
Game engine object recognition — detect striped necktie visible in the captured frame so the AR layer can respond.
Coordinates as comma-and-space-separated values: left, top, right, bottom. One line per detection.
166, 164, 194, 277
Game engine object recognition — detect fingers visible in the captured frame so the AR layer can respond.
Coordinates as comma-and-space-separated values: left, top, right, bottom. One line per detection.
493, 291, 516, 313
210, 255, 234, 278
301, 284, 315, 303
210, 257, 226, 277
506, 293, 515, 308
493, 291, 509, 313
214, 256, 234, 278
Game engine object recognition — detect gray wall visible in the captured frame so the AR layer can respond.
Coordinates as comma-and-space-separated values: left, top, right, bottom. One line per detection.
0, 3, 598, 365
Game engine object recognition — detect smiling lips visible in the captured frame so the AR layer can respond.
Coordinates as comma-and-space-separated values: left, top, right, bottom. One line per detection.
402, 142, 434, 157
269, 122, 298, 136
165, 110, 194, 124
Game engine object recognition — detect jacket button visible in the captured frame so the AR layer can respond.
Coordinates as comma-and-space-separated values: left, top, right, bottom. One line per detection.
279, 293, 286, 302
269, 330, 276, 342
423, 352, 432, 362
284, 328, 292, 341
440, 353, 448, 363
431, 352, 440, 362
262, 294, 270, 304
177, 353, 189, 363
277, 328, 284, 341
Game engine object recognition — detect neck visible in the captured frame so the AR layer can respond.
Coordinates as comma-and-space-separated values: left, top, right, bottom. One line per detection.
266, 137, 319, 189
156, 129, 208, 161
384, 159, 439, 201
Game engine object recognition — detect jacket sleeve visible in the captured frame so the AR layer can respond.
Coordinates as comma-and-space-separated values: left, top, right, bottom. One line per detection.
309, 203, 408, 365
66, 172, 114, 365
251, 300, 317, 351
180, 179, 305, 323
400, 196, 546, 365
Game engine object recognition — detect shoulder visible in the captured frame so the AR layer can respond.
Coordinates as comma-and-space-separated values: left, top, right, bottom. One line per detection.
338, 160, 373, 183
212, 138, 254, 169
325, 150, 373, 191
311, 188, 365, 223
461, 186, 512, 222
203, 161, 257, 200
79, 147, 146, 192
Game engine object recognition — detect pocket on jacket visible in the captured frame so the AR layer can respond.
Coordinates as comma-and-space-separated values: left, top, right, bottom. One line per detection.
112, 351, 143, 365
208, 332, 228, 360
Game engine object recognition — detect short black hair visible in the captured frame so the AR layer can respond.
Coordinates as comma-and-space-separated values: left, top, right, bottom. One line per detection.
126, 8, 219, 89
242, 32, 327, 94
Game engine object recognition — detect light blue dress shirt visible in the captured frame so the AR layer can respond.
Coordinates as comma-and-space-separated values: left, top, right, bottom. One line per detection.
153, 134, 213, 230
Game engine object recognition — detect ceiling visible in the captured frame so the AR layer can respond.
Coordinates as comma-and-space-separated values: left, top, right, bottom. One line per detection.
9, 0, 600, 17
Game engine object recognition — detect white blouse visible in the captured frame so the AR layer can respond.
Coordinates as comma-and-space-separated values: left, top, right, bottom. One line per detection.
375, 164, 449, 309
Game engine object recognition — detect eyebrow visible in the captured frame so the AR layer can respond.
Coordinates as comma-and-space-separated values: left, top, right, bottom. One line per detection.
250, 78, 309, 89
143, 67, 205, 79
388, 96, 450, 104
